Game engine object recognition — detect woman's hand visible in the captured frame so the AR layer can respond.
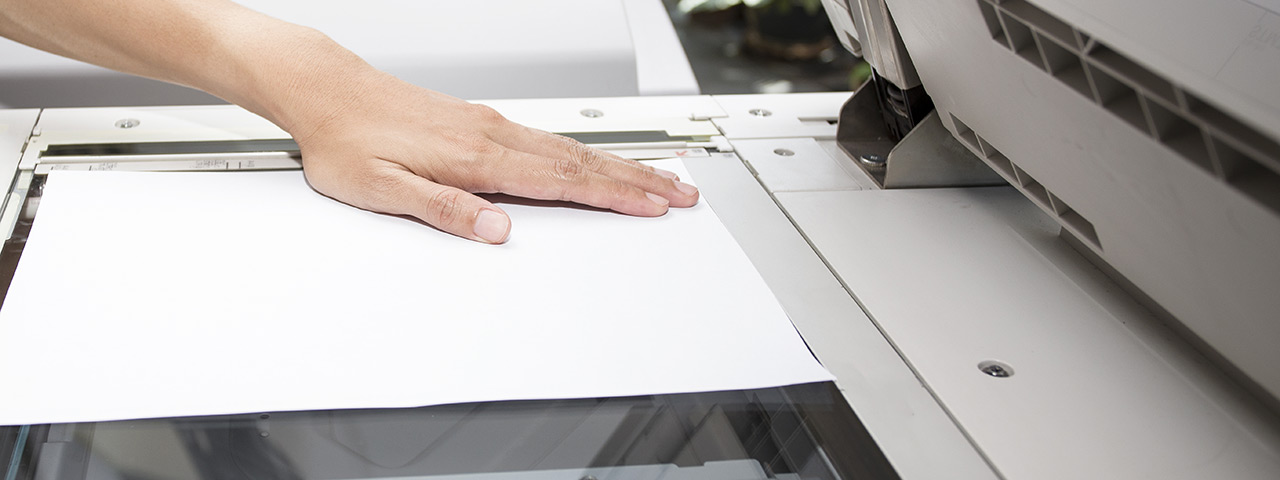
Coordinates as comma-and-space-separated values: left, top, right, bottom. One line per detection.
293, 72, 700, 244
1, 0, 700, 244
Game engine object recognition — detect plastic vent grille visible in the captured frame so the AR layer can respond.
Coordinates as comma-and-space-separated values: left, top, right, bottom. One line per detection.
977, 0, 1280, 216
951, 113, 1101, 249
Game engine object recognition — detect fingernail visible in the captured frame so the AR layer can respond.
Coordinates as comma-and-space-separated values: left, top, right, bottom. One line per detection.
474, 209, 510, 243
674, 181, 698, 196
654, 168, 679, 181
645, 192, 670, 208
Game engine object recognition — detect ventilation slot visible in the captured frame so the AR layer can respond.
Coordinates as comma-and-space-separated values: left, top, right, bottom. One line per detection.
951, 113, 1102, 249
1040, 36, 1089, 97
978, 0, 1280, 217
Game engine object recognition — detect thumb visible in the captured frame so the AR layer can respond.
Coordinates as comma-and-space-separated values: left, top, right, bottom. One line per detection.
373, 170, 511, 244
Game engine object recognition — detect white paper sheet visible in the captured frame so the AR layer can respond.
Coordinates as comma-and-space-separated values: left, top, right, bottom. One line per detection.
0, 159, 831, 425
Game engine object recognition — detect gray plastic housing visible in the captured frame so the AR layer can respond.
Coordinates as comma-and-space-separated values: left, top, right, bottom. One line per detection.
850, 0, 1280, 403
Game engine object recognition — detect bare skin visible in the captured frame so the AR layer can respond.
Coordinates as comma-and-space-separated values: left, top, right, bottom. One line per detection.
0, 0, 700, 243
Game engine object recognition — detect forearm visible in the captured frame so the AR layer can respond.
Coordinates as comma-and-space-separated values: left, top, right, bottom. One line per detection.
0, 0, 700, 244
0, 0, 371, 134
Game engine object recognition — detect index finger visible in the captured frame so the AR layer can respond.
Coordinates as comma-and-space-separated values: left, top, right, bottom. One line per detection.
498, 126, 700, 207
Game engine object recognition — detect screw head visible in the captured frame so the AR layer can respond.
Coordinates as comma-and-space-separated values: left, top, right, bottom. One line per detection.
114, 118, 141, 129
748, 108, 772, 117
979, 360, 1014, 378
773, 148, 795, 156
858, 153, 886, 166
580, 109, 604, 118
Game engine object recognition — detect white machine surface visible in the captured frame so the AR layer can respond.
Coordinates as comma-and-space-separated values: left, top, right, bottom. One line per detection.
2, 1, 1280, 479
0, 0, 699, 107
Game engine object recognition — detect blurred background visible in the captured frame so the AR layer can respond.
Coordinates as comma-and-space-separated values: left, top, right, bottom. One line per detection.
662, 0, 869, 94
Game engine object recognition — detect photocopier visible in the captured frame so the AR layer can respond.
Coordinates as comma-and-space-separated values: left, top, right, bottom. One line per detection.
2, 0, 1278, 478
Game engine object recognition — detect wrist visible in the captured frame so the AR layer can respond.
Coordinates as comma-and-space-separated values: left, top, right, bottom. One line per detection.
210, 20, 380, 139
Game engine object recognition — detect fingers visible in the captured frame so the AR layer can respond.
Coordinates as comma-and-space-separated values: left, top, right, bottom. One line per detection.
350, 167, 511, 244
498, 126, 700, 207
297, 94, 706, 245
480, 149, 677, 217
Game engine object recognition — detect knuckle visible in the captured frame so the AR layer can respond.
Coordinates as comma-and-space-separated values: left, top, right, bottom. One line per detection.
425, 189, 466, 226
470, 104, 506, 123
448, 134, 502, 165
568, 141, 605, 171
612, 182, 638, 202
553, 155, 586, 182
